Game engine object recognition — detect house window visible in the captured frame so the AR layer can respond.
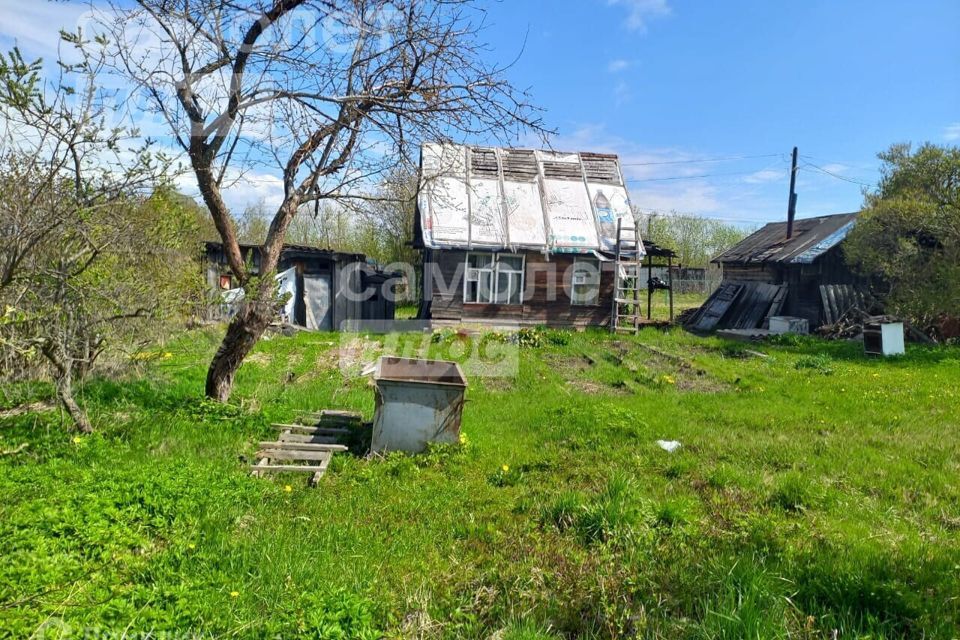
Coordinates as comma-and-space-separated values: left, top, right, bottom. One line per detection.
495, 255, 524, 304
570, 257, 600, 306
464, 253, 525, 304
219, 274, 233, 290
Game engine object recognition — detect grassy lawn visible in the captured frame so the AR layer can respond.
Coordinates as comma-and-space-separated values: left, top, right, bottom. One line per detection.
1, 327, 959, 638
646, 290, 708, 322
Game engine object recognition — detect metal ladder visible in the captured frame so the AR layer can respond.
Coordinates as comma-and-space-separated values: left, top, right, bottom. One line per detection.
610, 217, 644, 333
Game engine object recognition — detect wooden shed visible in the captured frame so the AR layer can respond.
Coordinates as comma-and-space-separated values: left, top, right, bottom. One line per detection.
689, 212, 865, 331
203, 241, 398, 330
413, 143, 674, 328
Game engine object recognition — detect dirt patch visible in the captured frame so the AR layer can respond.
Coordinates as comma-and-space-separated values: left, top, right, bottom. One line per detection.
544, 353, 594, 375
245, 352, 273, 367
567, 379, 630, 395
577, 341, 731, 394
628, 345, 730, 393
480, 377, 515, 393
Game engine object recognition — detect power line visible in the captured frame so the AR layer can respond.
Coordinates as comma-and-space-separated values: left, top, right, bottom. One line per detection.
625, 167, 780, 182
619, 152, 782, 167
800, 161, 873, 187
631, 207, 774, 225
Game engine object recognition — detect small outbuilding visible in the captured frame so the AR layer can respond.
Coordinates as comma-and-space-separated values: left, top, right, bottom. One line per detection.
689, 211, 867, 332
413, 143, 677, 329
203, 241, 399, 330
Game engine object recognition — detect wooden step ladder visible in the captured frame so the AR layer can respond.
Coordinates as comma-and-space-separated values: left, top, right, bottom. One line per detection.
610, 218, 644, 333
251, 410, 362, 486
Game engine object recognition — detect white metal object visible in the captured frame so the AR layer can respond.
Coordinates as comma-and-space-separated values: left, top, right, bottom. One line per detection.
769, 316, 809, 335
864, 322, 905, 356
371, 357, 468, 453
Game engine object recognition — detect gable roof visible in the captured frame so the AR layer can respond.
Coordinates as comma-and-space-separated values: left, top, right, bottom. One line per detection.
416, 143, 644, 256
712, 212, 860, 265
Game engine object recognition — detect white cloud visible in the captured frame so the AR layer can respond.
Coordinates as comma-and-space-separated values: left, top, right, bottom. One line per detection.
175, 169, 286, 216
607, 58, 631, 73
630, 183, 720, 215
819, 163, 848, 174
607, 0, 671, 32
0, 0, 90, 59
743, 169, 784, 184
943, 123, 960, 141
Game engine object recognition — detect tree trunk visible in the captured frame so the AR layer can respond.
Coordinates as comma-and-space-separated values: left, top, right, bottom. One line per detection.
55, 369, 92, 433
205, 297, 276, 402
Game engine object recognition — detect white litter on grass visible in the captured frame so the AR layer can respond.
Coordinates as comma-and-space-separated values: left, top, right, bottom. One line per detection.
656, 440, 682, 453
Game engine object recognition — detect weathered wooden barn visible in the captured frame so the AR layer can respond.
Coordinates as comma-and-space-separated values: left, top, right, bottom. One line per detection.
688, 212, 865, 331
203, 241, 398, 330
413, 143, 674, 328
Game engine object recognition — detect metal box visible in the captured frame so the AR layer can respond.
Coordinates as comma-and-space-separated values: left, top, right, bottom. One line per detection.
371, 357, 467, 453
769, 316, 810, 335
864, 322, 905, 356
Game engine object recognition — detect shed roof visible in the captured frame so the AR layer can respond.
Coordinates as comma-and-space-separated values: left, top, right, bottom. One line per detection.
203, 240, 365, 261
712, 212, 860, 265
416, 142, 644, 256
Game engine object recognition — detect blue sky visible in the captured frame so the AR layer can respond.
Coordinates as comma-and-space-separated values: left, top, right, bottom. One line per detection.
478, 0, 960, 224
1, 0, 958, 225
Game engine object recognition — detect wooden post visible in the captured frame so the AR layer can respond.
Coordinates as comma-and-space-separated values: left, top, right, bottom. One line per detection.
786, 146, 798, 239
668, 255, 674, 323
646, 254, 653, 321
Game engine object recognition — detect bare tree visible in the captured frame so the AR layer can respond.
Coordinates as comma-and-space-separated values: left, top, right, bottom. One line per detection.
0, 44, 175, 431
354, 165, 419, 265
95, 0, 546, 401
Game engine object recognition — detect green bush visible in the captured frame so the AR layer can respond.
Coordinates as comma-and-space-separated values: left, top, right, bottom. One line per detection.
794, 354, 834, 375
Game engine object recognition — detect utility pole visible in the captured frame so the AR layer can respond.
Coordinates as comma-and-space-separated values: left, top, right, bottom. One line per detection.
786, 146, 798, 239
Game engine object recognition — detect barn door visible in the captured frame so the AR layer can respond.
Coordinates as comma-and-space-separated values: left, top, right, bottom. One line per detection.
303, 273, 333, 331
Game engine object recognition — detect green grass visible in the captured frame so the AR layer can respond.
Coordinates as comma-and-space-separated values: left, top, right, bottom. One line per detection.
637, 290, 708, 322
1, 328, 959, 638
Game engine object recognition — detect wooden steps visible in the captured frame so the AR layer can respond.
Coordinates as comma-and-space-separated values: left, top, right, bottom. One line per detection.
251, 410, 362, 486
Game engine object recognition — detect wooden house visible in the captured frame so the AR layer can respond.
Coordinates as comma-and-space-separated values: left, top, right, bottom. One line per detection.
689, 212, 865, 332
203, 241, 398, 330
413, 143, 674, 328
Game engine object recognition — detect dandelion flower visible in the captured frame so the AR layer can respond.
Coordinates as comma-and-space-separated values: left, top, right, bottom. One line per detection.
230, 591, 239, 598
501, 465, 509, 472
72, 436, 82, 444
284, 485, 292, 493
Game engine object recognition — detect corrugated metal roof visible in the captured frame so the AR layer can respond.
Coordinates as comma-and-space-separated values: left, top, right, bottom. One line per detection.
712, 212, 860, 265
416, 143, 644, 256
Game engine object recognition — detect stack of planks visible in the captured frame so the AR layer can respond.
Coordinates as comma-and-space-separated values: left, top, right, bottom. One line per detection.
251, 410, 362, 486
819, 284, 870, 326
686, 281, 787, 332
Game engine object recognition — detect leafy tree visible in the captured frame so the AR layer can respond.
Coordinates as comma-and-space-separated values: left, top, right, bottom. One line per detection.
97, 0, 547, 401
0, 43, 186, 431
844, 143, 960, 335
636, 208, 752, 267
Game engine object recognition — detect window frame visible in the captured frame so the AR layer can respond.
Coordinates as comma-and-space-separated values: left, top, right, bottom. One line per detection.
570, 257, 601, 307
463, 252, 525, 305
